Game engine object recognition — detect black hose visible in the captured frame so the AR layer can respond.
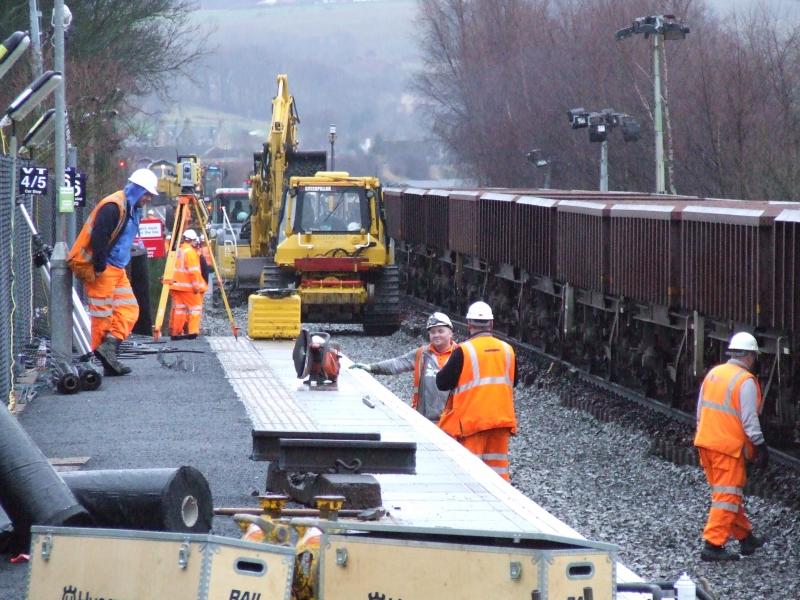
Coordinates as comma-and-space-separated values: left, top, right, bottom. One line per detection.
616, 583, 664, 599
50, 358, 80, 395
76, 364, 102, 391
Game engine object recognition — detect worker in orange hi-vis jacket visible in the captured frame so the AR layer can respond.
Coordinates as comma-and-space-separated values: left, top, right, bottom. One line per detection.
436, 301, 517, 481
694, 331, 768, 562
169, 229, 206, 340
68, 168, 158, 376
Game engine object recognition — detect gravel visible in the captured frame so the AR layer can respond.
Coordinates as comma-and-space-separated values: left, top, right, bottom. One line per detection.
205, 297, 800, 600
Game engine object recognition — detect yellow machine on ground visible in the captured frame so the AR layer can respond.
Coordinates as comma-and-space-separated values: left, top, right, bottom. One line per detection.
240, 75, 399, 337
208, 187, 252, 280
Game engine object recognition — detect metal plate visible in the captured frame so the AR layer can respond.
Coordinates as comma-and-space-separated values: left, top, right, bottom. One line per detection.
278, 439, 416, 474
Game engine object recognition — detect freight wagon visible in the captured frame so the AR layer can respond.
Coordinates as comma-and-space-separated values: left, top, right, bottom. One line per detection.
385, 188, 800, 445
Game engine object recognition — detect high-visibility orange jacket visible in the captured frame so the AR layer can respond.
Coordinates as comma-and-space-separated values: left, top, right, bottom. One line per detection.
694, 362, 763, 459
67, 192, 126, 282
170, 242, 206, 293
438, 334, 516, 438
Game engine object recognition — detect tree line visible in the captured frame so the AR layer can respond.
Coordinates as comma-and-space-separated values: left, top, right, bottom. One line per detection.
0, 0, 207, 196
414, 0, 800, 199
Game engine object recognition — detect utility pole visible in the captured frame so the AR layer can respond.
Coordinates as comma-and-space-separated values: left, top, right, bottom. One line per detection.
28, 0, 43, 77
51, 0, 73, 358
600, 140, 609, 192
329, 124, 337, 171
653, 33, 665, 193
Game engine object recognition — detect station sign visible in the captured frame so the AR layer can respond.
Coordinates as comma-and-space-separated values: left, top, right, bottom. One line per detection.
18, 166, 48, 196
64, 167, 87, 207
135, 217, 166, 259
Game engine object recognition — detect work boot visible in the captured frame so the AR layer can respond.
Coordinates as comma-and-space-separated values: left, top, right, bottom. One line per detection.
739, 533, 765, 556
95, 335, 130, 376
700, 541, 740, 562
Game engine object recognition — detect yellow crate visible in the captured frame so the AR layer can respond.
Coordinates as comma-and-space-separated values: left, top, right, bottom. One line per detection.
248, 291, 301, 339
316, 523, 616, 600
26, 526, 294, 600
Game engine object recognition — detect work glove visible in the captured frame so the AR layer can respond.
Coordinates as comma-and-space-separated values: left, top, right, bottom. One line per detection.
754, 443, 769, 469
349, 363, 371, 372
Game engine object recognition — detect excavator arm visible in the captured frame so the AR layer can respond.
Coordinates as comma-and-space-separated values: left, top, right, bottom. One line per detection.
250, 74, 299, 257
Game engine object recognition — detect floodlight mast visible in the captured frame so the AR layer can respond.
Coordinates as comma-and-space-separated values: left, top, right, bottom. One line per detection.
616, 15, 689, 194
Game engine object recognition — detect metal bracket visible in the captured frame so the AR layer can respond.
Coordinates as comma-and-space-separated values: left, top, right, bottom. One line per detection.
40, 532, 53, 561
509, 561, 522, 580
335, 547, 348, 567
178, 540, 191, 569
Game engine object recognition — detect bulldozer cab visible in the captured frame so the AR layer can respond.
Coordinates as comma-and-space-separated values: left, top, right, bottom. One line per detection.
293, 187, 369, 234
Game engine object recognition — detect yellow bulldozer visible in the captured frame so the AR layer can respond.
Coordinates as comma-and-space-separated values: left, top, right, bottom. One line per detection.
239, 75, 399, 337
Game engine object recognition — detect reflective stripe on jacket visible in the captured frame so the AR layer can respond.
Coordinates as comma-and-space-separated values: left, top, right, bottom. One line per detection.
170, 242, 206, 292
438, 334, 516, 437
67, 192, 127, 282
694, 362, 763, 458
412, 342, 456, 420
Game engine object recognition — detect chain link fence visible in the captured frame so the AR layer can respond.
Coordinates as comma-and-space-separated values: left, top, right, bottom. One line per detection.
0, 156, 93, 408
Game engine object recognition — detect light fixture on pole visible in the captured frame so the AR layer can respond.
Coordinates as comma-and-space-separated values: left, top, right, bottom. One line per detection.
568, 107, 640, 191
616, 14, 689, 193
328, 124, 337, 171
525, 148, 552, 188
0, 31, 31, 80
20, 108, 56, 156
5, 70, 63, 123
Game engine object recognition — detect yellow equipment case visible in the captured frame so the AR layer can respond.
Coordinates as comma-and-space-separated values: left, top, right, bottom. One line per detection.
248, 290, 302, 339
312, 520, 617, 600
26, 525, 295, 600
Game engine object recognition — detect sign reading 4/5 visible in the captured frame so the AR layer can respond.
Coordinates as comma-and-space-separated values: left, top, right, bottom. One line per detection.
18, 166, 48, 196
65, 167, 87, 208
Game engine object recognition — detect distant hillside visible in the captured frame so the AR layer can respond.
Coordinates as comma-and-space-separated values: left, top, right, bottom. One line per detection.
140, 0, 432, 179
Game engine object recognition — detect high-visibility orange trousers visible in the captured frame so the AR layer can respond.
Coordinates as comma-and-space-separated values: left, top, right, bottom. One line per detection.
169, 291, 204, 336
697, 447, 752, 546
186, 293, 204, 335
169, 290, 192, 336
85, 265, 139, 349
459, 428, 512, 481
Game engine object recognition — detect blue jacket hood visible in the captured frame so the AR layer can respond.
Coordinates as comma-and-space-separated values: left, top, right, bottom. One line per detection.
124, 182, 148, 211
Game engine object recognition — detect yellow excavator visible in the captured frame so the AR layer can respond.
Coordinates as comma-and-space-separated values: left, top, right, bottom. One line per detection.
240, 75, 399, 337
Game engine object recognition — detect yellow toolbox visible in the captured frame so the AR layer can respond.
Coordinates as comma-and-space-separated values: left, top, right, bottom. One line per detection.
248, 290, 301, 339
26, 526, 295, 599
314, 521, 617, 600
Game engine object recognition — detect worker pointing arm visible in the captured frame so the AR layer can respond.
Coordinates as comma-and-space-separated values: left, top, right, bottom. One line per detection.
351, 313, 457, 420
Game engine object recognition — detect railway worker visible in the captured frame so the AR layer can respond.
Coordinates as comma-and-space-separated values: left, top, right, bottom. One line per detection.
435, 301, 517, 481
169, 229, 207, 340
694, 331, 768, 562
68, 168, 158, 376
350, 312, 457, 420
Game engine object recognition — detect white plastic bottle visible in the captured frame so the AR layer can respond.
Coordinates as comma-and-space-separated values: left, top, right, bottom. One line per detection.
675, 572, 696, 600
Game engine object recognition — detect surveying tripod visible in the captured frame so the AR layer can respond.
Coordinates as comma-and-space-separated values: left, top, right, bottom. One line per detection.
152, 191, 239, 340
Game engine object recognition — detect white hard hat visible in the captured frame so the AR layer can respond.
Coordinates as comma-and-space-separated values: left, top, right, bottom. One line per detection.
466, 301, 493, 321
728, 332, 760, 354
426, 312, 453, 330
128, 168, 159, 195
183, 229, 199, 241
